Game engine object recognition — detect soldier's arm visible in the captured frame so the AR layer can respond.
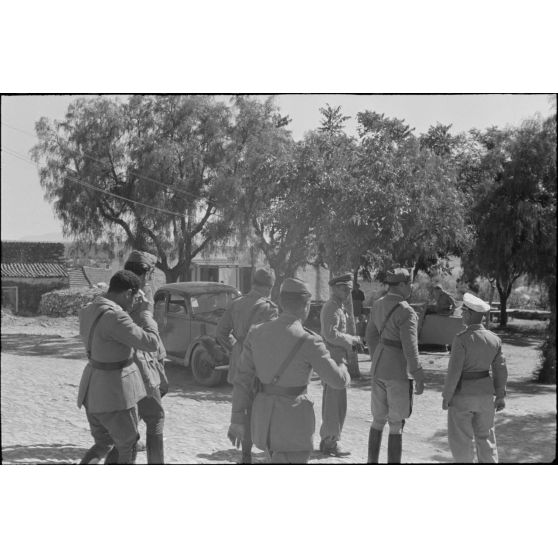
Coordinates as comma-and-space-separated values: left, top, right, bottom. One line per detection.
106, 310, 160, 353
305, 335, 351, 390
398, 307, 423, 381
231, 331, 257, 425
442, 336, 465, 402
322, 304, 357, 350
215, 305, 234, 353
365, 310, 380, 355
491, 341, 508, 398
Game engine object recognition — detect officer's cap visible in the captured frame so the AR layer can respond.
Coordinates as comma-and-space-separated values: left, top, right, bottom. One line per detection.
280, 278, 312, 298
433, 284, 443, 290
126, 250, 157, 268
386, 268, 412, 285
253, 268, 275, 287
462, 292, 490, 313
328, 273, 353, 288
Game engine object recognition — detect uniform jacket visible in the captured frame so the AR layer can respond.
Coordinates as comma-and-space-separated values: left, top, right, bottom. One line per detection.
442, 324, 508, 403
129, 285, 167, 390
231, 313, 351, 452
216, 289, 278, 383
77, 297, 160, 413
320, 298, 357, 365
435, 290, 456, 315
366, 292, 423, 382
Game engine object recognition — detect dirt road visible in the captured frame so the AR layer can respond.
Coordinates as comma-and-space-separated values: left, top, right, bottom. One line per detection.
1, 315, 555, 464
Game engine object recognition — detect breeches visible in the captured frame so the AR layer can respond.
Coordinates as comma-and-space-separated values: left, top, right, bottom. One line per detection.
86, 407, 139, 464
371, 377, 413, 434
320, 384, 347, 442
447, 394, 497, 463
138, 393, 165, 436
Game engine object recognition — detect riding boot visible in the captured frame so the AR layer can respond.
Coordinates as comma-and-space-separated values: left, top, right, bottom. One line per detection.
146, 434, 165, 464
387, 434, 403, 464
241, 440, 252, 464
80, 445, 108, 464
367, 428, 383, 464
104, 446, 119, 464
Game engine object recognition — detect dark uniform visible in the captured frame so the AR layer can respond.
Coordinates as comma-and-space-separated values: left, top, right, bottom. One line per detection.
443, 292, 508, 463
319, 273, 361, 455
365, 268, 424, 463
216, 268, 278, 463
431, 286, 456, 316
231, 278, 350, 464
77, 296, 159, 464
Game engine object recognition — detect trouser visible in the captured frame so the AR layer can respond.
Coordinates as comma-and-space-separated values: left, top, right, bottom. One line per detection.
370, 377, 413, 434
241, 400, 253, 462
270, 451, 311, 464
320, 384, 347, 444
82, 407, 139, 464
448, 393, 498, 463
106, 394, 165, 464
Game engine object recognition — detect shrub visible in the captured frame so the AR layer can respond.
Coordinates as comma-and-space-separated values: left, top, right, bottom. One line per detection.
39, 287, 105, 317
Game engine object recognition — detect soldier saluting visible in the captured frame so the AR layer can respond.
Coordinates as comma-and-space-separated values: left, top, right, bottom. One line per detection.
365, 268, 425, 464
442, 292, 508, 463
227, 278, 351, 464
216, 268, 278, 464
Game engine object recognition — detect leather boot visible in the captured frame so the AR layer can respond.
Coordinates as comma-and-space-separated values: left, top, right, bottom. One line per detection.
240, 440, 252, 464
146, 434, 165, 464
104, 446, 119, 464
367, 428, 383, 464
80, 446, 108, 464
387, 434, 402, 464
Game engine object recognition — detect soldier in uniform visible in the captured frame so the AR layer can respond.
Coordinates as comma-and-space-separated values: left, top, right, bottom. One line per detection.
216, 268, 278, 464
365, 268, 425, 464
78, 271, 160, 464
319, 273, 363, 457
442, 292, 508, 463
103, 250, 167, 464
428, 284, 456, 316
227, 278, 351, 464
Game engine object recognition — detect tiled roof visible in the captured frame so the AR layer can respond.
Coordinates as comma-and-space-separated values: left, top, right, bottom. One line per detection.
1, 263, 68, 279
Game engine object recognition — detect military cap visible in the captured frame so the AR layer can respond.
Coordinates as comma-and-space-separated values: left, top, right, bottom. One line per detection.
385, 268, 411, 285
328, 273, 353, 287
126, 250, 157, 268
280, 278, 312, 297
462, 292, 490, 313
253, 268, 275, 287
433, 284, 443, 290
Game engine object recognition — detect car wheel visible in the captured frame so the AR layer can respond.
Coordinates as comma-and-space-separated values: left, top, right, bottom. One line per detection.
190, 344, 226, 387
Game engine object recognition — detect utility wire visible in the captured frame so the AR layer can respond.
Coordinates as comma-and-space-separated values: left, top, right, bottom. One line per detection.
1, 147, 185, 218
1, 120, 212, 205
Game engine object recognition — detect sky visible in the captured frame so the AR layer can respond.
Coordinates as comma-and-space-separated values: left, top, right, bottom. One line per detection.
1, 94, 554, 242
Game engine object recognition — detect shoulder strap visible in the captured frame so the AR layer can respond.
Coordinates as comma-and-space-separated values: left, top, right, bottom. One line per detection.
87, 308, 112, 359
270, 335, 308, 385
379, 302, 402, 338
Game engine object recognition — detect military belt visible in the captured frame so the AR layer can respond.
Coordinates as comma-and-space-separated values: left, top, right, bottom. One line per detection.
89, 358, 134, 370
461, 370, 490, 380
261, 384, 307, 397
380, 338, 403, 349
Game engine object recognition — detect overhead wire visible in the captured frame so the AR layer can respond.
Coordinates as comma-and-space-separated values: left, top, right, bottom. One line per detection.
1, 146, 185, 218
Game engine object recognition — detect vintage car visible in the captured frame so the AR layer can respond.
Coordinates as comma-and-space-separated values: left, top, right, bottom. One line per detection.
153, 282, 240, 386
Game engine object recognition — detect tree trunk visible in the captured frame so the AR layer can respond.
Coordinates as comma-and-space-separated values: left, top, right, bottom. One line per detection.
496, 282, 508, 327
539, 274, 556, 384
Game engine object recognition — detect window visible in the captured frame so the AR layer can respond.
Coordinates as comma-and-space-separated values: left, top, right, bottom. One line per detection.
168, 294, 187, 315
190, 291, 237, 315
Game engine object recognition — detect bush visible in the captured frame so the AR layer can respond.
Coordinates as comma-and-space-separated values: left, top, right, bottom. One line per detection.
39, 287, 105, 317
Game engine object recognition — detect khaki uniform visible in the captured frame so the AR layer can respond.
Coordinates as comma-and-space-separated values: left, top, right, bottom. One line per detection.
443, 324, 508, 463
366, 292, 424, 434
319, 298, 357, 445
77, 296, 160, 464
231, 313, 350, 463
435, 290, 456, 316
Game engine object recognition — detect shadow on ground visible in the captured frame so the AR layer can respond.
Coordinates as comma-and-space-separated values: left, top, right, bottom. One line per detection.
196, 448, 268, 464
1, 443, 84, 464
1, 334, 86, 360
427, 410, 556, 463
164, 362, 233, 403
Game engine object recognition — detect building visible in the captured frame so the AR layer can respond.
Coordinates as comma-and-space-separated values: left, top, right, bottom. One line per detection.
1, 242, 69, 314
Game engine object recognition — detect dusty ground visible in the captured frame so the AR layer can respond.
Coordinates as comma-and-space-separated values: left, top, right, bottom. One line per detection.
1, 314, 556, 464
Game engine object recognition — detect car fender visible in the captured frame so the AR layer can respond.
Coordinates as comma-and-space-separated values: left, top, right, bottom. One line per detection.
186, 336, 228, 366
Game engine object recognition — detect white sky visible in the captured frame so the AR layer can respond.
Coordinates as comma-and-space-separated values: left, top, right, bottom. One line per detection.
1, 94, 553, 241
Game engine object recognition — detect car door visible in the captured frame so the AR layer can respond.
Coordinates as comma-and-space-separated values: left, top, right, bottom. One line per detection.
163, 292, 191, 358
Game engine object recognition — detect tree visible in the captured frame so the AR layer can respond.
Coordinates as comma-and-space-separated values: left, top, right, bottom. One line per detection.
31, 95, 251, 283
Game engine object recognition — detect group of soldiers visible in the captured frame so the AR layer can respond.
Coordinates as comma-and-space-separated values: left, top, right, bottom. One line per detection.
76, 253, 509, 464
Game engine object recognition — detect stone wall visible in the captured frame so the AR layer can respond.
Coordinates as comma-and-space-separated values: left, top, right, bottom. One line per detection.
2, 277, 69, 315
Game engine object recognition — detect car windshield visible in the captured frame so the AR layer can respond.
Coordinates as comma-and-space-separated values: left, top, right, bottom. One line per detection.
190, 291, 237, 315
